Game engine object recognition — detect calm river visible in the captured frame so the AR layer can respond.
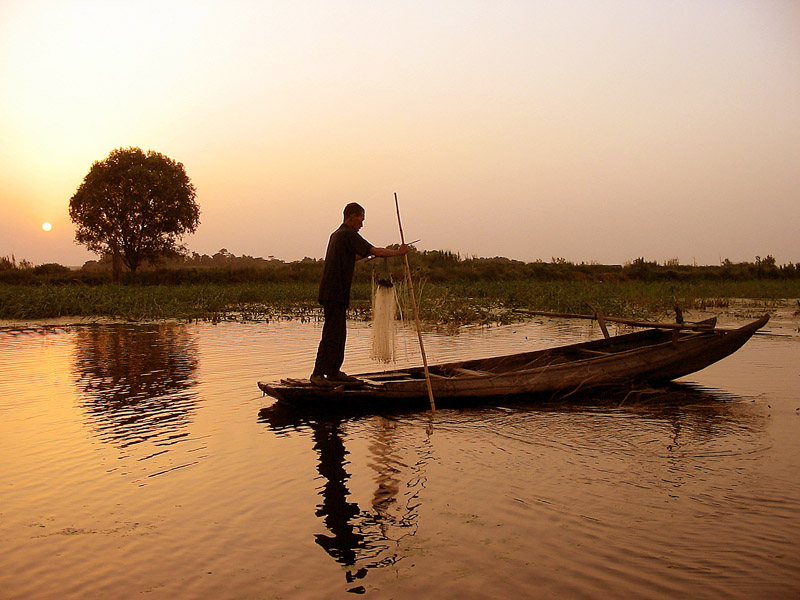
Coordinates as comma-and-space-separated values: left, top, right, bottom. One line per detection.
1, 312, 799, 599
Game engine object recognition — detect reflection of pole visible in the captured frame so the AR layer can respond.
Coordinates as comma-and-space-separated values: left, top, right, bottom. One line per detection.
368, 418, 401, 538
394, 193, 436, 412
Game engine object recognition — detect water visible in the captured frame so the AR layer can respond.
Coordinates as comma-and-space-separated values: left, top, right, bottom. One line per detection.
1, 315, 799, 599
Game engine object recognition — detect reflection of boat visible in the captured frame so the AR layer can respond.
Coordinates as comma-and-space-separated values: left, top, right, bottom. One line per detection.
257, 379, 761, 594
258, 315, 768, 410
259, 381, 762, 449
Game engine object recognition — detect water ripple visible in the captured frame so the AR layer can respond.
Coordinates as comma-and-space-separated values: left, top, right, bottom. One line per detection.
3, 319, 799, 599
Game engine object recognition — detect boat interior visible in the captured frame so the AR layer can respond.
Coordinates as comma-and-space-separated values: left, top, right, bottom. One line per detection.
360, 324, 722, 383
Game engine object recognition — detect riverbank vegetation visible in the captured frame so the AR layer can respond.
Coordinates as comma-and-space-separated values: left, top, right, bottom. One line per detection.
2, 251, 798, 323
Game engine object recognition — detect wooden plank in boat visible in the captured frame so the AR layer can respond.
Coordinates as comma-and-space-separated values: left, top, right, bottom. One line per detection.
451, 367, 494, 377
364, 372, 414, 380
577, 348, 612, 356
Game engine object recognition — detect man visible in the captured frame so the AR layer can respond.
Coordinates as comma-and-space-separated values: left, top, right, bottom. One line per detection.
311, 202, 408, 387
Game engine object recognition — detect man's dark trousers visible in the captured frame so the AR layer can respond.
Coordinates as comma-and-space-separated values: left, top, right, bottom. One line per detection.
312, 302, 348, 378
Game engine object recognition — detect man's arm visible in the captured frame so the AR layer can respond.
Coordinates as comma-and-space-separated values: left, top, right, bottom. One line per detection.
369, 244, 409, 258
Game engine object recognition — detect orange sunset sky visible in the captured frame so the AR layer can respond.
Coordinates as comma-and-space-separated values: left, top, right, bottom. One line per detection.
1, 0, 798, 267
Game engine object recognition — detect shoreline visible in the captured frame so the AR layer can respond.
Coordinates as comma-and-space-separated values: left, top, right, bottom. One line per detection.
2, 299, 796, 333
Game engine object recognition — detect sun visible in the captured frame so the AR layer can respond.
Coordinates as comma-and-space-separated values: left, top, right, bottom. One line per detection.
42, 222, 52, 232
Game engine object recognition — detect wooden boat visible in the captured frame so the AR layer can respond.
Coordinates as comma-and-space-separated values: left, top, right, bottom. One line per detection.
257, 315, 769, 410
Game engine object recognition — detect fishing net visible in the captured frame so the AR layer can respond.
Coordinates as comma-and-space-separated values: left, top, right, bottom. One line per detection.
370, 276, 399, 363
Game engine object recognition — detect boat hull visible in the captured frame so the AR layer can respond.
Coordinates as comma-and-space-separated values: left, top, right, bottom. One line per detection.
257, 315, 769, 409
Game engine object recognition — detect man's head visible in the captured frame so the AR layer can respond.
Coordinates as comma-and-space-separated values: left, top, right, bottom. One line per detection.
343, 202, 365, 231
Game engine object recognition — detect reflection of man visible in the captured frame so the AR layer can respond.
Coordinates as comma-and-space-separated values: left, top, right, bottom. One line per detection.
311, 202, 408, 387
256, 404, 427, 593
312, 419, 362, 565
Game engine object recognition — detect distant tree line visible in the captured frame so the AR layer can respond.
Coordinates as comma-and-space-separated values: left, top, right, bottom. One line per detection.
2, 249, 799, 286
27, 146, 794, 292
28, 146, 794, 289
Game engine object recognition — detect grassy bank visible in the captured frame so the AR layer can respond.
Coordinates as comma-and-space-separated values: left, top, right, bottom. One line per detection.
0, 282, 319, 322
2, 279, 798, 324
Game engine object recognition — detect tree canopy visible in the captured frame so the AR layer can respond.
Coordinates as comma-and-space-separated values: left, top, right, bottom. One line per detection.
69, 147, 200, 276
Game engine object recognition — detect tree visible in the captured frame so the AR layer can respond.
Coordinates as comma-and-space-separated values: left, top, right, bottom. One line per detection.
69, 147, 200, 278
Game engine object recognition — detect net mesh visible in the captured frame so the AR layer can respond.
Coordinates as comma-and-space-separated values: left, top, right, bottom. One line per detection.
370, 279, 398, 363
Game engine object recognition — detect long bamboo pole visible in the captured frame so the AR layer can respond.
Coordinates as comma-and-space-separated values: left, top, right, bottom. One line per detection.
394, 193, 436, 412
513, 309, 717, 331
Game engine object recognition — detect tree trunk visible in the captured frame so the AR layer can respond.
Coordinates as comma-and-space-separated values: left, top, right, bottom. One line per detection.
111, 242, 122, 282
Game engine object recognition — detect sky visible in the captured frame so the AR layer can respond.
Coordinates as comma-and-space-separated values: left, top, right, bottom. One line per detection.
1, 0, 798, 267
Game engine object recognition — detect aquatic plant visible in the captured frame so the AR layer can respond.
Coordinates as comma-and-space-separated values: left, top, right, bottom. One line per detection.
1, 277, 798, 325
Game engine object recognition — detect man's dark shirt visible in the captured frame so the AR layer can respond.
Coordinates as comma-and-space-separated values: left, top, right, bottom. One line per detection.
318, 223, 373, 306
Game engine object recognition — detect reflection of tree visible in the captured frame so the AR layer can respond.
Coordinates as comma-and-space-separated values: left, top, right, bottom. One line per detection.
260, 407, 431, 592
73, 324, 199, 447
